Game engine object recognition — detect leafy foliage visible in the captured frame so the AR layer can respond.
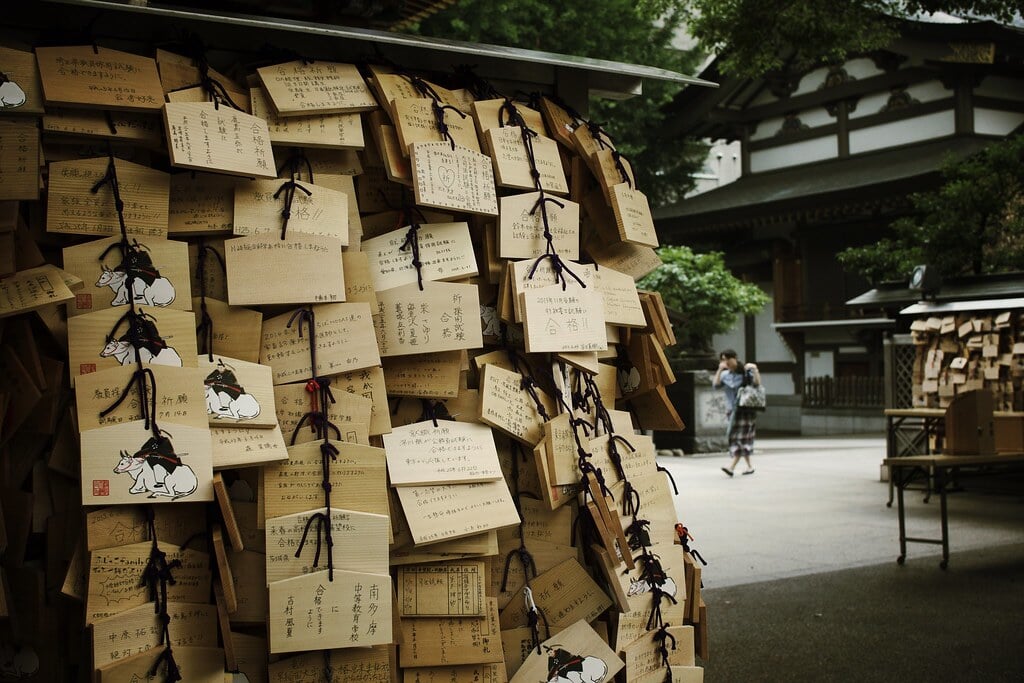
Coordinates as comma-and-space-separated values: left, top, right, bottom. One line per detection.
684, 0, 1021, 78
409, 0, 707, 206
639, 246, 769, 351
838, 135, 1024, 283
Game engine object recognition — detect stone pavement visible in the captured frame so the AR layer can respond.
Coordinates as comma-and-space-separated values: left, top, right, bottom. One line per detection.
658, 435, 1024, 588
657, 436, 1024, 681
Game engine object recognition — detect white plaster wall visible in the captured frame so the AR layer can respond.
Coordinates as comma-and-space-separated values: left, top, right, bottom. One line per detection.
975, 108, 1024, 136
842, 58, 884, 80
751, 108, 835, 141
848, 110, 955, 154
805, 350, 835, 378
976, 75, 1024, 101
849, 80, 949, 119
760, 371, 795, 395
753, 285, 796, 364
711, 313, 744, 357
750, 135, 838, 172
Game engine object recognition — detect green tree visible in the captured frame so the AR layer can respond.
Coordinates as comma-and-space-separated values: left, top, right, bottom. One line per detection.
684, 0, 1020, 78
409, 0, 706, 207
638, 246, 769, 352
838, 135, 1024, 283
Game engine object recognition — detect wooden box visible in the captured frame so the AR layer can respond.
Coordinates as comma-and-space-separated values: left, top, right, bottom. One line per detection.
993, 413, 1024, 454
944, 389, 995, 455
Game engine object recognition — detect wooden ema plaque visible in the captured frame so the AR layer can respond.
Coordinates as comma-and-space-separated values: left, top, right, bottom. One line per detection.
262, 440, 389, 522
609, 182, 659, 247
398, 598, 504, 668
478, 362, 556, 446
265, 508, 389, 582
410, 141, 499, 216
66, 305, 198, 385
35, 46, 164, 112
225, 232, 346, 306
260, 303, 379, 384
384, 419, 503, 486
168, 172, 236, 235
0, 265, 74, 319
508, 617, 623, 683
256, 60, 377, 116
191, 297, 263, 363
268, 568, 392, 653
0, 45, 45, 115
165, 84, 251, 113
155, 49, 241, 95
250, 86, 364, 149
163, 101, 277, 178
471, 99, 547, 138
394, 478, 519, 546
91, 601, 217, 669
585, 235, 663, 281
210, 424, 289, 470
74, 364, 208, 431
274, 378, 371, 443
268, 646, 393, 682
330, 366, 393, 436
397, 559, 486, 617
86, 541, 210, 623
621, 626, 695, 682
374, 282, 483, 357
538, 95, 580, 148
85, 504, 206, 551
0, 120, 40, 201
46, 157, 169, 238
197, 354, 277, 429
96, 645, 226, 682
79, 419, 214, 505
393, 97, 481, 154
485, 125, 568, 195
62, 235, 192, 317
593, 264, 646, 327
382, 350, 462, 399
498, 191, 580, 260
500, 557, 612, 631
233, 178, 349, 243
43, 108, 162, 146
521, 285, 607, 354
362, 222, 478, 292
508, 258, 595, 323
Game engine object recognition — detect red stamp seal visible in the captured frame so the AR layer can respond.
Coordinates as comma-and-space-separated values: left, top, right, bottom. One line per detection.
93, 480, 109, 497
80, 363, 97, 374
76, 293, 92, 309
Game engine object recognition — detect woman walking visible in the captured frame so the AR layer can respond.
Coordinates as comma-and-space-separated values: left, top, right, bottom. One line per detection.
713, 348, 761, 476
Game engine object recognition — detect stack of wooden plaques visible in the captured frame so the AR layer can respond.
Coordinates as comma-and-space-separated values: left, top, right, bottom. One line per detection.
0, 37, 701, 683
911, 311, 1024, 410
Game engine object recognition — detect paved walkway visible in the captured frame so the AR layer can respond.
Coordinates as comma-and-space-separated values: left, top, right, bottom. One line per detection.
658, 436, 1024, 680
658, 435, 1024, 588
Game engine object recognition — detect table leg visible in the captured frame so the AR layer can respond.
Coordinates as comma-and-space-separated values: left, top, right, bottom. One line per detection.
937, 467, 949, 570
886, 416, 900, 508
896, 470, 907, 566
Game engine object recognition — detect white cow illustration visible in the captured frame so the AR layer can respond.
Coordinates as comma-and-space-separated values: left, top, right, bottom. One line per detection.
112, 452, 197, 499
0, 80, 27, 109
96, 266, 176, 307
100, 339, 182, 367
626, 575, 678, 598
205, 385, 261, 420
545, 647, 609, 683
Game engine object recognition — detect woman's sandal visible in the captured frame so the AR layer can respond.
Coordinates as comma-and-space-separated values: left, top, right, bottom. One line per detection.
721, 467, 734, 477
742, 468, 755, 475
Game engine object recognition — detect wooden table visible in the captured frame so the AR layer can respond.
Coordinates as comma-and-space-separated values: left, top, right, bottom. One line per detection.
883, 409, 946, 506
884, 452, 1024, 569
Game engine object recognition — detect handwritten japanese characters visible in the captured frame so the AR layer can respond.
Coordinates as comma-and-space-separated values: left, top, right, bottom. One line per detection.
36, 46, 165, 111
384, 420, 503, 486
163, 102, 276, 178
